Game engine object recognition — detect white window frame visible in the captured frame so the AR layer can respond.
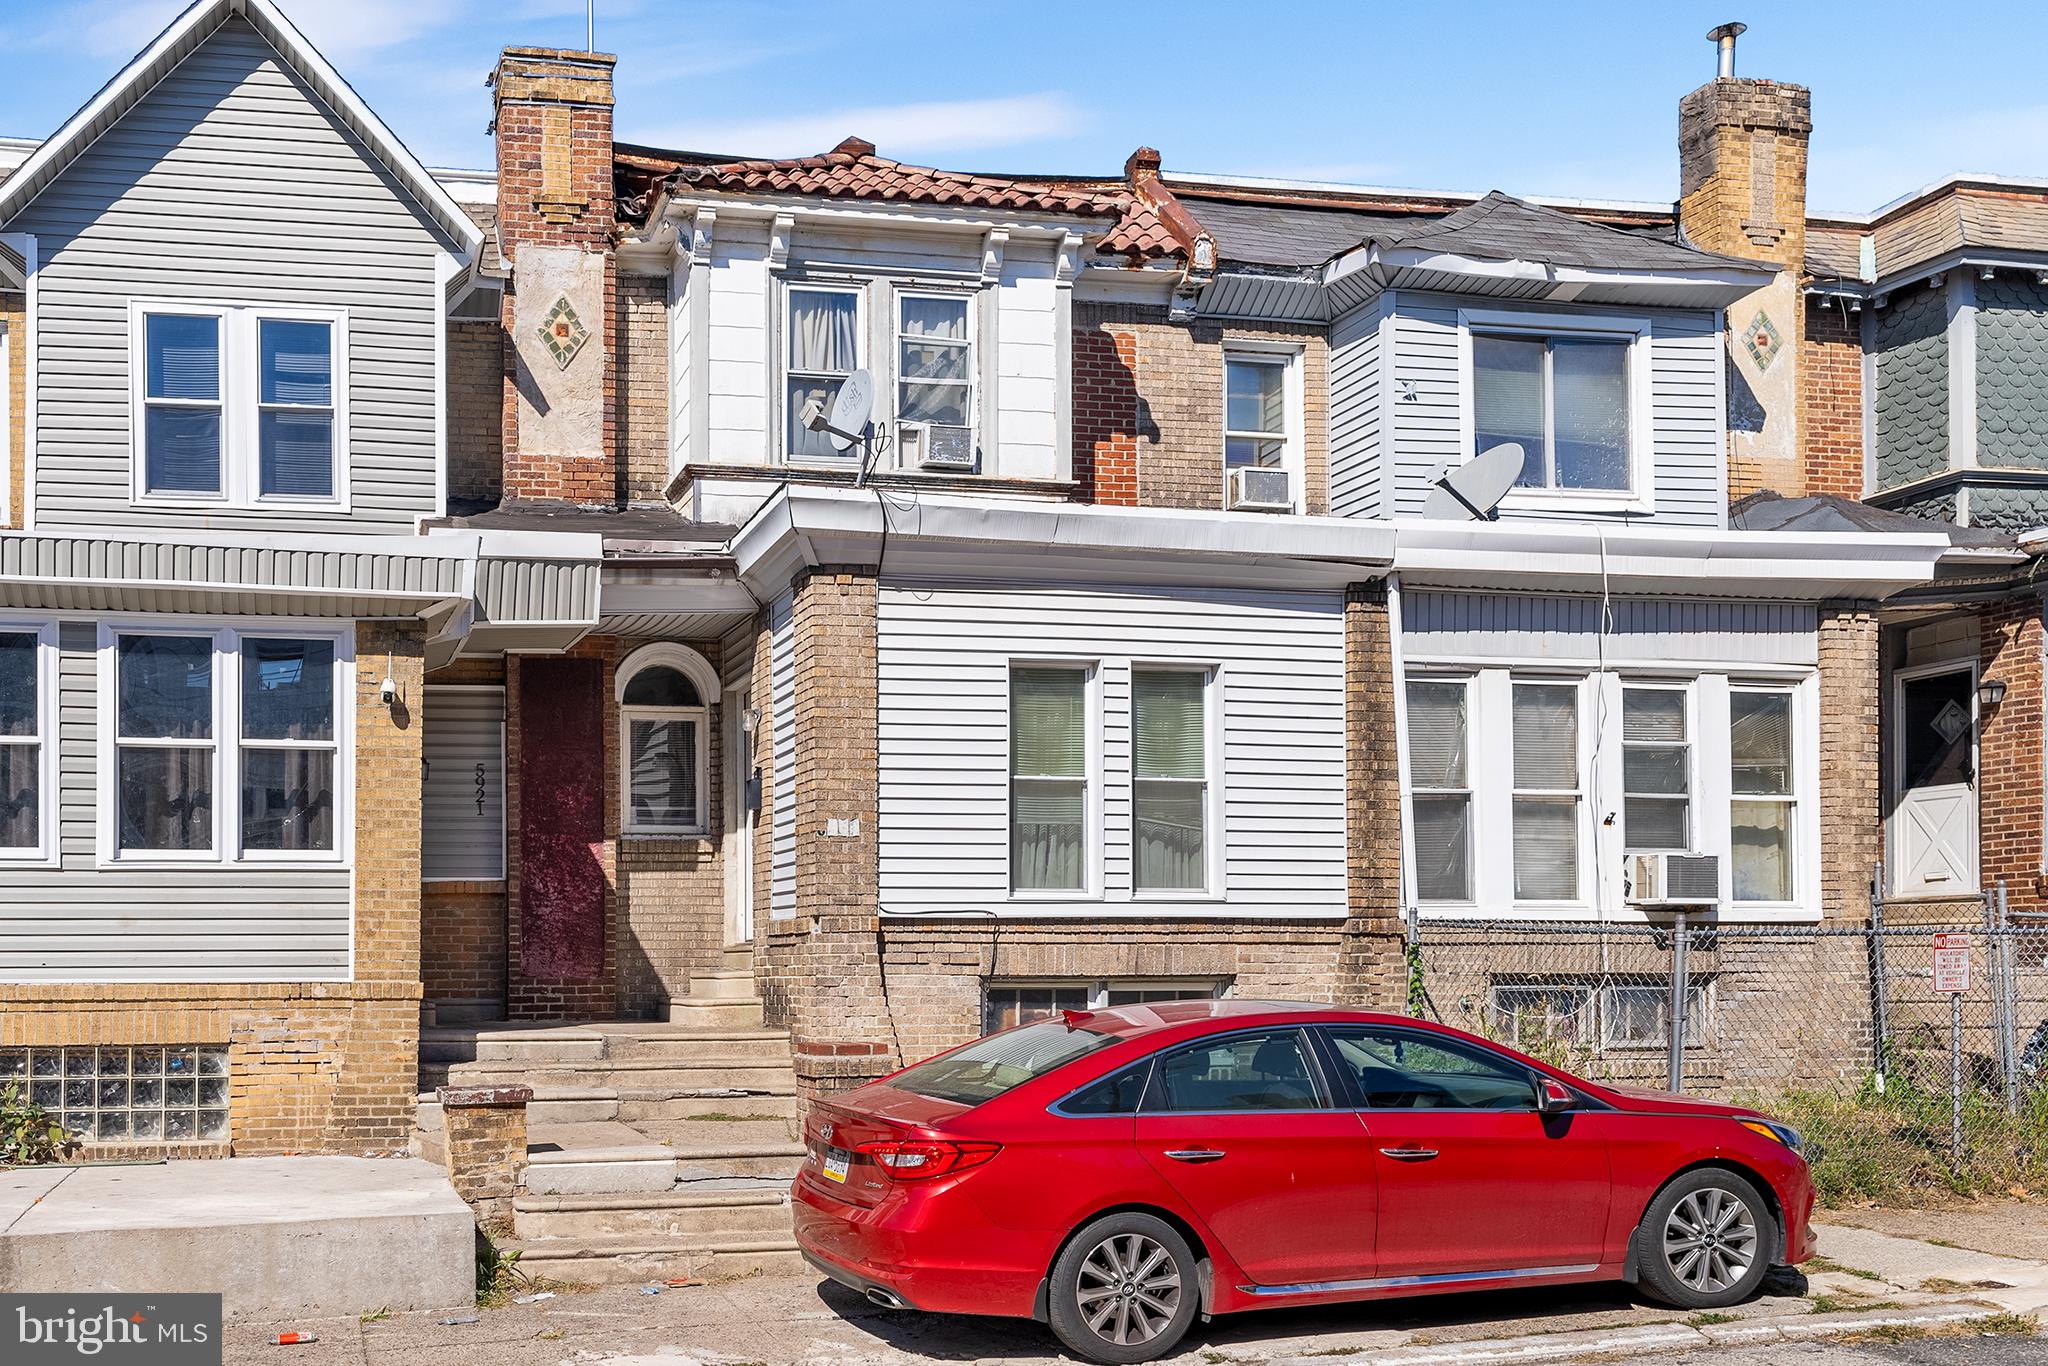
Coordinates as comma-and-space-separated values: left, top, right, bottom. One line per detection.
616, 641, 719, 838
1405, 673, 1476, 907
1599, 980, 1713, 1050
1456, 307, 1652, 514
128, 300, 350, 511
1728, 681, 1802, 909
893, 285, 976, 438
1129, 662, 1222, 899
781, 281, 866, 465
983, 977, 1226, 1031
95, 621, 353, 869
1507, 674, 1588, 907
1221, 344, 1304, 511
1620, 679, 1697, 855
0, 619, 57, 865
1006, 658, 1101, 901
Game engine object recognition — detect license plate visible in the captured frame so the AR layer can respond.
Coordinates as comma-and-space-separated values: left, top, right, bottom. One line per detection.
822, 1145, 851, 1183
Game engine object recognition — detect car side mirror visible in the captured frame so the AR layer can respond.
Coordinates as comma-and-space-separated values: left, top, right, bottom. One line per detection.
1538, 1079, 1576, 1114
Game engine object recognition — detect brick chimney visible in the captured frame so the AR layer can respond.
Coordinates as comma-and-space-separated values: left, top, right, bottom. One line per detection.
1676, 23, 1814, 500
492, 48, 618, 505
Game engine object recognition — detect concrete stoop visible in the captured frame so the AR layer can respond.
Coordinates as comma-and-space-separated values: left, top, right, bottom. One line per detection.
414, 972, 804, 1284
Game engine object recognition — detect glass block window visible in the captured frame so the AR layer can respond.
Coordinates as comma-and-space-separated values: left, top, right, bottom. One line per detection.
0, 1045, 230, 1143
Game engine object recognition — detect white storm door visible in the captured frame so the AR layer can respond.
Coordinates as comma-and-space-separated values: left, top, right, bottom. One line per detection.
1893, 665, 1977, 895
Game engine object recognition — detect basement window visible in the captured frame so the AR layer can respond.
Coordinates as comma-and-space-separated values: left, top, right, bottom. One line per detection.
0, 1044, 230, 1143
983, 979, 1225, 1033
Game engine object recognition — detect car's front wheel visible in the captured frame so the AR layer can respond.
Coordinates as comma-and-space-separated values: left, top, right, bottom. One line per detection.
1633, 1168, 1774, 1309
1047, 1212, 1200, 1364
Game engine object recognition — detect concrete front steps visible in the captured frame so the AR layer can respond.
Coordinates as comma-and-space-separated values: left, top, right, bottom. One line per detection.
414, 966, 805, 1284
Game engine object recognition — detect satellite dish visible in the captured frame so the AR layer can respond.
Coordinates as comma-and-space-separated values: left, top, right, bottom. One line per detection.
1422, 442, 1525, 521
826, 368, 875, 452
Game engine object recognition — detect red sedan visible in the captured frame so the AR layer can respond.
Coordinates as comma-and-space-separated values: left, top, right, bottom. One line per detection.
793, 1000, 1815, 1364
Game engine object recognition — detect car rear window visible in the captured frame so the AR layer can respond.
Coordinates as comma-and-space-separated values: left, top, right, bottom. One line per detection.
891, 1021, 1120, 1107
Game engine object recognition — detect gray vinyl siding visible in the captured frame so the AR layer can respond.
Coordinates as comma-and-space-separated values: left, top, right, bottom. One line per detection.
1331, 293, 1724, 527
1402, 592, 1819, 668
1327, 299, 1383, 518
768, 592, 796, 920
1974, 275, 2048, 469
875, 580, 1348, 918
14, 18, 454, 535
1872, 281, 1951, 489
422, 687, 506, 882
0, 622, 351, 983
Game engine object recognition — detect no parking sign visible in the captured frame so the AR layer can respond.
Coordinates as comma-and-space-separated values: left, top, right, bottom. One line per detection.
1932, 932, 1972, 994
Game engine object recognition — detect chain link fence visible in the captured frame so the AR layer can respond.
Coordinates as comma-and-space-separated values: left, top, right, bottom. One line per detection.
1406, 881, 2048, 1206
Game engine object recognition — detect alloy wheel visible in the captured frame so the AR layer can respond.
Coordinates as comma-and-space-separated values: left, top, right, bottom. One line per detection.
1075, 1232, 1183, 1347
1662, 1185, 1759, 1293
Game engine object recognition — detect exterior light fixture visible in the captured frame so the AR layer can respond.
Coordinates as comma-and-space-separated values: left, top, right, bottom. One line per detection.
1978, 677, 2009, 708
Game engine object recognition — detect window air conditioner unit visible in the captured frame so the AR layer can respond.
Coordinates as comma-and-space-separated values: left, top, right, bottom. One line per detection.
898, 422, 977, 471
1625, 852, 1721, 908
1229, 466, 1293, 512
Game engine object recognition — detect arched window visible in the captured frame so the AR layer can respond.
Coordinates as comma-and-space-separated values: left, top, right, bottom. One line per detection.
617, 643, 717, 835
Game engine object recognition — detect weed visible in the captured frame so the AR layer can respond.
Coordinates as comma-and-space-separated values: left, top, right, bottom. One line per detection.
1919, 1277, 1970, 1294
1925, 1237, 1960, 1248
1686, 1312, 1739, 1327
683, 1112, 784, 1123
1200, 1354, 1229, 1364
476, 1233, 527, 1307
1974, 1312, 2040, 1336
0, 1083, 77, 1167
358, 1308, 392, 1324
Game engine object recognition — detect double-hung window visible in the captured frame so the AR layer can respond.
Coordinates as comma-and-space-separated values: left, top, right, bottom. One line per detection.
1471, 326, 1633, 492
1622, 685, 1692, 853
0, 625, 52, 860
1730, 688, 1797, 903
1224, 354, 1291, 473
1510, 681, 1581, 901
105, 628, 347, 863
896, 293, 973, 430
1009, 664, 1090, 893
1132, 668, 1210, 893
1405, 678, 1472, 902
785, 285, 861, 461
134, 304, 343, 504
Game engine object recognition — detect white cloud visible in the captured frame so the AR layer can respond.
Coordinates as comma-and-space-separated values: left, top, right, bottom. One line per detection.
642, 92, 1083, 159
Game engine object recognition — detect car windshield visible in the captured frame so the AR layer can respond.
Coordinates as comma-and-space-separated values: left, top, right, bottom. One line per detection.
890, 1021, 1120, 1106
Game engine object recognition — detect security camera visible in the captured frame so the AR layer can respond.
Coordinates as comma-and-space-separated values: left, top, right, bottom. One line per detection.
379, 677, 398, 706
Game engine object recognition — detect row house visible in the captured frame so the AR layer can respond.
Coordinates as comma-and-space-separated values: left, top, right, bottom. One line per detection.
0, 0, 2011, 1163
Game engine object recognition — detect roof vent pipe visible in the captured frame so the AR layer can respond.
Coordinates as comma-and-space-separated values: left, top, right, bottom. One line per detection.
1708, 21, 1746, 78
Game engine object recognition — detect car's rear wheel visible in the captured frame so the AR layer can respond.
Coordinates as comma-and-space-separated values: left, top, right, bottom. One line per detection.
1047, 1212, 1199, 1364
1633, 1168, 1774, 1309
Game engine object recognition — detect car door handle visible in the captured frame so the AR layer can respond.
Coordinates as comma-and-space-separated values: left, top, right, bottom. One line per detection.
1378, 1146, 1439, 1161
1164, 1149, 1227, 1163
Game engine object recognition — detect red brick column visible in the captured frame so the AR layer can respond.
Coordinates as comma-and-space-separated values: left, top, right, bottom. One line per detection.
1979, 596, 2045, 913
1073, 324, 1139, 506
1803, 299, 1865, 499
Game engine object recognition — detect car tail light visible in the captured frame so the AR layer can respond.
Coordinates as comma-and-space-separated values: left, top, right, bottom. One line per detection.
854, 1138, 1001, 1181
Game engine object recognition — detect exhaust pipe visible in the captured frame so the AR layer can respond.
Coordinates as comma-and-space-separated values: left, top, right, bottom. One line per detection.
865, 1286, 907, 1310
1707, 21, 1746, 79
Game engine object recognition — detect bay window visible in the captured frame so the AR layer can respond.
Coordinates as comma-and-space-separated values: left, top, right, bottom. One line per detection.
0, 625, 52, 859
1510, 681, 1581, 901
785, 285, 861, 461
1730, 689, 1797, 903
133, 303, 344, 505
1405, 678, 1472, 902
1132, 668, 1210, 893
1010, 664, 1090, 893
101, 626, 349, 864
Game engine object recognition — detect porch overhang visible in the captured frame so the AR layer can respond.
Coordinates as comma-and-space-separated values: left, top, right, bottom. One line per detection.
1391, 520, 1954, 600
730, 485, 1396, 594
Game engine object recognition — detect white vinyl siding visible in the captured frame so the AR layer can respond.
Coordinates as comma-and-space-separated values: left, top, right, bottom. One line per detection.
14, 17, 453, 534
422, 687, 505, 882
0, 622, 352, 983
768, 592, 797, 920
1326, 292, 1724, 527
878, 581, 1345, 918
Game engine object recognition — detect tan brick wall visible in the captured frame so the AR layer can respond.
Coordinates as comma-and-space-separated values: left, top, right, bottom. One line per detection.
423, 884, 507, 1008
1340, 580, 1406, 1008
1677, 79, 1811, 271
1074, 303, 1330, 514
616, 272, 669, 504
447, 321, 504, 506
4, 290, 21, 529
1819, 603, 1881, 925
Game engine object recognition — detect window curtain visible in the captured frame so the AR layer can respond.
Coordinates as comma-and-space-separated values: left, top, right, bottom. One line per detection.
118, 747, 212, 851
0, 745, 35, 849
1011, 667, 1085, 891
1472, 334, 1543, 484
629, 717, 699, 829
1550, 338, 1629, 490
1134, 670, 1205, 891
787, 291, 860, 459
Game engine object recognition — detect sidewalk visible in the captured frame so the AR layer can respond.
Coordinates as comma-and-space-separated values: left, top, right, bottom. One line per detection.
219, 1217, 2046, 1366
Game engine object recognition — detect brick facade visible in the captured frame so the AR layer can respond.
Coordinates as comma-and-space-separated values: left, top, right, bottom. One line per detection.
1802, 299, 1865, 499
1818, 603, 1882, 924
447, 320, 505, 507
616, 270, 670, 504
3, 289, 22, 529
1072, 302, 1330, 514
1977, 596, 2046, 914
1339, 581, 1406, 1007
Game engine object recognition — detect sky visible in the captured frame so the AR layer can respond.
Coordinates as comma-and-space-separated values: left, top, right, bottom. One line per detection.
2, 0, 2046, 215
